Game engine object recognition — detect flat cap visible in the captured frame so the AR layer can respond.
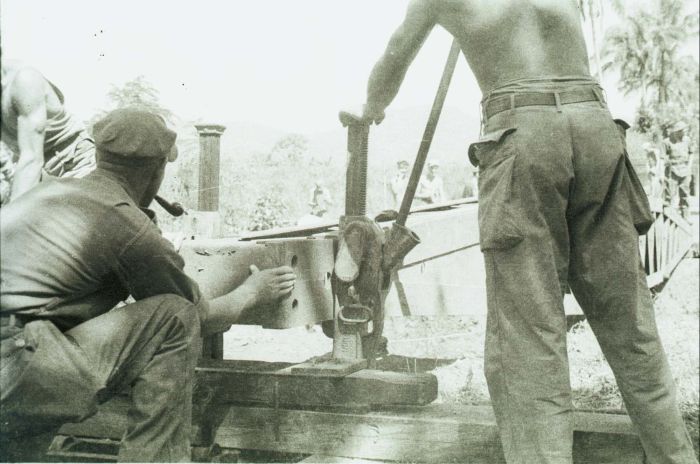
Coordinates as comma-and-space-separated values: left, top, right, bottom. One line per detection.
93, 108, 176, 158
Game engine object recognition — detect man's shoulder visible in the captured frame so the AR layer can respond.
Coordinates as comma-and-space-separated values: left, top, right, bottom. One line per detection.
8, 66, 47, 104
59, 175, 149, 229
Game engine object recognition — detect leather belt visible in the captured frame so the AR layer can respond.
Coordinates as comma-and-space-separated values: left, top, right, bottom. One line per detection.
483, 88, 603, 119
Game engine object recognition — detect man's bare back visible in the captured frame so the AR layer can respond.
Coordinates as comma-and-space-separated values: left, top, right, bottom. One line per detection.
363, 0, 591, 121
437, 0, 590, 92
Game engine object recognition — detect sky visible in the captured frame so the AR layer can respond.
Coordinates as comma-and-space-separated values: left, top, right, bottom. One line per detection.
1, 0, 697, 134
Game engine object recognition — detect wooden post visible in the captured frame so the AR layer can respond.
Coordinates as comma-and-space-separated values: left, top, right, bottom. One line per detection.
195, 124, 226, 211
190, 124, 226, 238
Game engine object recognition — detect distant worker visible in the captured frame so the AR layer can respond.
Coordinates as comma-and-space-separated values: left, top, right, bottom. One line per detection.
663, 120, 693, 218
298, 180, 333, 226
642, 141, 663, 199
309, 180, 333, 217
1, 60, 96, 203
390, 159, 410, 208
415, 160, 445, 204
0, 109, 295, 461
357, 1, 697, 462
462, 160, 479, 198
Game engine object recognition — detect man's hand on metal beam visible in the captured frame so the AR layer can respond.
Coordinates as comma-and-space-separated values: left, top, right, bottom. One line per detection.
203, 265, 296, 334
244, 265, 296, 306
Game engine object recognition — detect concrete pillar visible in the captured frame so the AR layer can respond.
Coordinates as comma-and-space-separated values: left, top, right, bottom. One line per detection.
195, 124, 226, 211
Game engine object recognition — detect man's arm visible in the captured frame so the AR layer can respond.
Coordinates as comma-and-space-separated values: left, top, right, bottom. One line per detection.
10, 69, 47, 201
204, 265, 295, 334
117, 213, 295, 335
363, 0, 437, 123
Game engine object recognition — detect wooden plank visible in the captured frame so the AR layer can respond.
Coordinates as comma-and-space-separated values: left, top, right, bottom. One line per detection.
301, 455, 388, 463
60, 400, 643, 464
194, 360, 438, 408
237, 199, 478, 242
210, 405, 643, 464
181, 237, 335, 328
663, 206, 693, 234
664, 235, 693, 280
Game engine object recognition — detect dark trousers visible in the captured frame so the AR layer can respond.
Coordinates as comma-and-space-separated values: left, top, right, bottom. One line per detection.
1, 294, 200, 462
471, 94, 697, 463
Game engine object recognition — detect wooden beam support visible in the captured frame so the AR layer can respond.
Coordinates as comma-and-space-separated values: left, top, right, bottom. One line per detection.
194, 359, 438, 408
60, 399, 644, 464
209, 405, 644, 464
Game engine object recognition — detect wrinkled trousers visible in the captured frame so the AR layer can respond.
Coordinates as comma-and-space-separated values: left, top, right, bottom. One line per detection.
0, 294, 200, 462
471, 93, 697, 464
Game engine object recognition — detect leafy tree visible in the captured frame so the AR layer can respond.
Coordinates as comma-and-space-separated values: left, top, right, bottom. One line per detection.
267, 134, 309, 163
105, 75, 174, 121
602, 0, 698, 113
85, 75, 174, 132
247, 194, 290, 231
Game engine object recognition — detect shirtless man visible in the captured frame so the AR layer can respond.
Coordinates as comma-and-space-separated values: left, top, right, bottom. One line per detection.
361, 1, 697, 463
1, 61, 96, 203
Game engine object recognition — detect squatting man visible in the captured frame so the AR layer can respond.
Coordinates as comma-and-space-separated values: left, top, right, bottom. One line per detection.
0, 109, 296, 462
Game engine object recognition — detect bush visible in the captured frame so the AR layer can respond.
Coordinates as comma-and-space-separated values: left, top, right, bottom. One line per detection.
247, 194, 290, 231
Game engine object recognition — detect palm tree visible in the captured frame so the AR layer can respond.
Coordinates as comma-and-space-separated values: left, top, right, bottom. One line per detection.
602, 12, 654, 103
602, 0, 698, 108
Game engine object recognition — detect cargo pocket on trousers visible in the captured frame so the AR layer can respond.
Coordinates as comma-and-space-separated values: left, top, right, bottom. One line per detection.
613, 118, 654, 235
624, 155, 654, 235
469, 128, 524, 251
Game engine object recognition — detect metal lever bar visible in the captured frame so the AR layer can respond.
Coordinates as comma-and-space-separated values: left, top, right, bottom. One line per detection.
396, 38, 461, 226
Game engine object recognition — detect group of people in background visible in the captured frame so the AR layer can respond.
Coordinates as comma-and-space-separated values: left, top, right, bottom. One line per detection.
386, 118, 697, 217
643, 119, 696, 218
389, 158, 451, 209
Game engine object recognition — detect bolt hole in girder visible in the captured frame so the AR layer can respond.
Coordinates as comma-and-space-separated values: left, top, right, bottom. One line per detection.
291, 255, 298, 268
292, 299, 298, 309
